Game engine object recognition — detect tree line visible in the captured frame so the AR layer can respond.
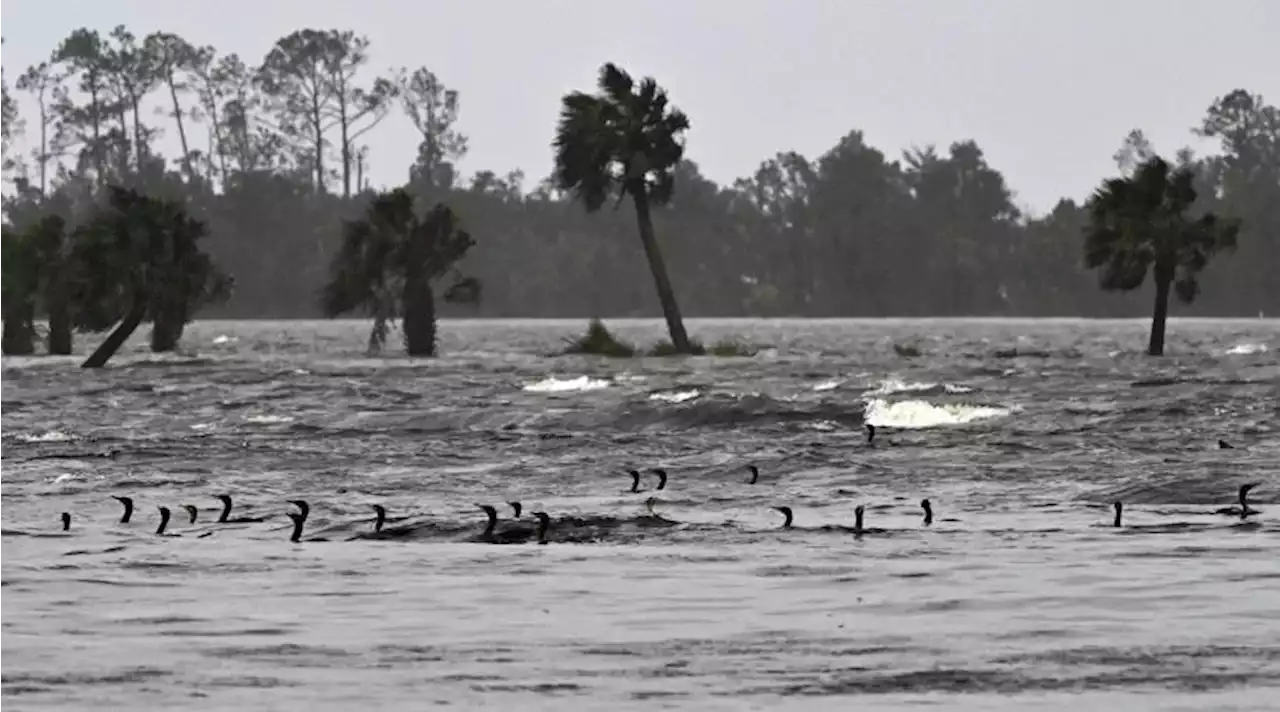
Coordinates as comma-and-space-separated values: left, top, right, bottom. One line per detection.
2, 27, 1276, 359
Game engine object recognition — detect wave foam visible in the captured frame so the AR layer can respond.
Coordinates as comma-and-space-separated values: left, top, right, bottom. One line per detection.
15, 430, 76, 443
1225, 343, 1268, 355
868, 378, 975, 396
649, 389, 701, 403
522, 376, 611, 393
864, 397, 1011, 429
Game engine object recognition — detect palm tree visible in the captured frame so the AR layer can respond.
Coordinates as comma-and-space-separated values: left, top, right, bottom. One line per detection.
1, 228, 39, 355
320, 188, 480, 356
76, 186, 232, 367
1083, 156, 1240, 355
554, 62, 693, 353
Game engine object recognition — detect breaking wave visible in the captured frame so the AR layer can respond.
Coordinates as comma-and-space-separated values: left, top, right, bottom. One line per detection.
1224, 342, 1268, 355
521, 376, 611, 393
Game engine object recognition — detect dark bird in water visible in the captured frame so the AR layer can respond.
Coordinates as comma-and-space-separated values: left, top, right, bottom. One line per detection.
651, 468, 669, 490
773, 506, 794, 529
282, 499, 329, 541
1218, 439, 1234, 449
182, 505, 199, 525
284, 503, 329, 543
112, 495, 134, 524
1214, 483, 1260, 518
216, 494, 269, 524
921, 499, 933, 526
60, 512, 71, 531
532, 511, 551, 545
508, 501, 523, 518
643, 496, 679, 526
285, 512, 326, 542
155, 506, 183, 537
852, 505, 888, 537
349, 504, 419, 540
1113, 501, 1123, 528
627, 470, 644, 493
746, 465, 760, 485
287, 499, 310, 521
865, 423, 876, 444
475, 504, 537, 544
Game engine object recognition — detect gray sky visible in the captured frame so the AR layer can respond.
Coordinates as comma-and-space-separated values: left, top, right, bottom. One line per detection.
3, 0, 1277, 214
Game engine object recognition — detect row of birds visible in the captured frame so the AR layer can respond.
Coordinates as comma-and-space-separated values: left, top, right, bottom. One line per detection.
44, 469, 1265, 544
60, 494, 557, 544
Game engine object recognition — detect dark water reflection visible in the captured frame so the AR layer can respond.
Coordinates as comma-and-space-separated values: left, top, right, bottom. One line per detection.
3, 318, 1278, 710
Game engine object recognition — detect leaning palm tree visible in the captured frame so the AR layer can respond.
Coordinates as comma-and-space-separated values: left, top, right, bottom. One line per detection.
320, 188, 480, 357
1083, 156, 1240, 356
554, 62, 694, 353
75, 186, 232, 367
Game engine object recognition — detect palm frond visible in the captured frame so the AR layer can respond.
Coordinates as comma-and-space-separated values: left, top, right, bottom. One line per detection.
555, 62, 690, 210
1083, 154, 1241, 302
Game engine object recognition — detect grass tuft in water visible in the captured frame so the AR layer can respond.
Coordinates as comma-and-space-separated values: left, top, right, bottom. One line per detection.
562, 318, 637, 357
563, 319, 756, 358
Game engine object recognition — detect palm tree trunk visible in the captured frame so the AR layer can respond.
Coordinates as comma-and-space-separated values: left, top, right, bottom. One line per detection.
2, 301, 36, 355
402, 277, 437, 357
150, 312, 185, 352
82, 299, 147, 368
631, 189, 692, 353
47, 300, 73, 355
1148, 275, 1171, 356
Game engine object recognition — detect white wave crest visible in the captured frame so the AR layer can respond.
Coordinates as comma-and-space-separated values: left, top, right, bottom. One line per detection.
522, 376, 611, 393
864, 397, 1010, 429
1225, 343, 1268, 355
867, 377, 974, 396
16, 430, 75, 443
649, 389, 701, 403
245, 414, 295, 424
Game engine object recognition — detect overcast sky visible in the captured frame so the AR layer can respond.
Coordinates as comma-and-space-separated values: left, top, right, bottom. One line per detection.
3, 0, 1277, 214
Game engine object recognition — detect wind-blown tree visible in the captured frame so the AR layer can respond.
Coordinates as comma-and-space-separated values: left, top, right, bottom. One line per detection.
320, 188, 480, 356
74, 186, 232, 367
1083, 155, 1241, 356
554, 62, 694, 353
2, 212, 75, 353
2, 229, 39, 355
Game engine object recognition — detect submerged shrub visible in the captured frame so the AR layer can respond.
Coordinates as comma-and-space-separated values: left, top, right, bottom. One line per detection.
649, 337, 756, 357
564, 318, 756, 358
562, 318, 637, 357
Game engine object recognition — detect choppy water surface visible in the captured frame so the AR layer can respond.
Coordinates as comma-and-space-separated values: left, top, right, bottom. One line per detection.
3, 318, 1279, 711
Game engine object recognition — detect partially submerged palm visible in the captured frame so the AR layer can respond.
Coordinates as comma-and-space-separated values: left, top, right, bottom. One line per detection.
321, 188, 479, 356
1083, 156, 1239, 355
554, 63, 694, 353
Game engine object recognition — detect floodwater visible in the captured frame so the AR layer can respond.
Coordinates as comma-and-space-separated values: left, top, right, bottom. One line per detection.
3, 318, 1279, 711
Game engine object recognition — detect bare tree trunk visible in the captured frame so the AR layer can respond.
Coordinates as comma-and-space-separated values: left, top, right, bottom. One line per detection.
166, 71, 193, 181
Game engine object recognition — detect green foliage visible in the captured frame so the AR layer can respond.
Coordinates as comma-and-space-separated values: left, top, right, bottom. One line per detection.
321, 187, 479, 355
649, 338, 756, 357
555, 62, 695, 353
1084, 156, 1240, 302
5, 24, 1277, 324
562, 319, 755, 358
554, 63, 689, 210
561, 318, 637, 357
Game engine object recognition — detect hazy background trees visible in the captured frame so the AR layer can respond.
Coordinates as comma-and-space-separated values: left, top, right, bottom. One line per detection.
4, 26, 1277, 323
